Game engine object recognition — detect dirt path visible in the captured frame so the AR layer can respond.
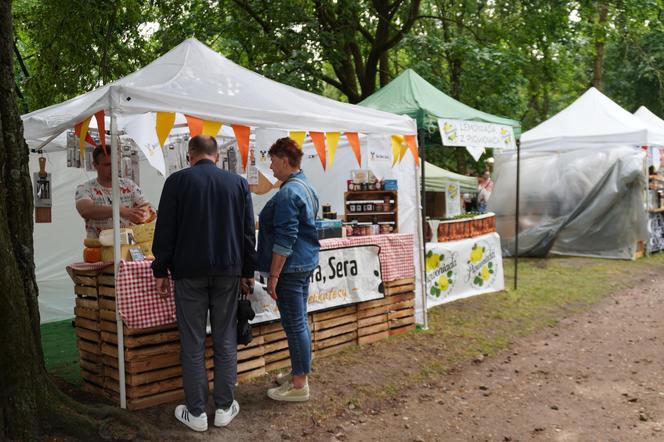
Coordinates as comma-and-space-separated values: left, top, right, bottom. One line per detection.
133, 264, 664, 442
314, 270, 664, 441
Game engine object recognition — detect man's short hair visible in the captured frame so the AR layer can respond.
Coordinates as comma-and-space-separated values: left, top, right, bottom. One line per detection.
188, 135, 218, 155
92, 145, 110, 164
268, 137, 303, 168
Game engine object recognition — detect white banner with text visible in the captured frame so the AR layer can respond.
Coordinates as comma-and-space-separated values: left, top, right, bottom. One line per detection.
425, 232, 504, 308
250, 245, 384, 324
438, 119, 516, 150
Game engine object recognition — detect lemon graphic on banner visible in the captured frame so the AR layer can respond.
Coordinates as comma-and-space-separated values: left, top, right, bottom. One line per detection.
426, 253, 440, 272
437, 275, 449, 292
470, 245, 483, 264
481, 265, 490, 281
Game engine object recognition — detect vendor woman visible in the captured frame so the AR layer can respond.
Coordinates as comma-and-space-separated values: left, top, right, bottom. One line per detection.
75, 145, 152, 238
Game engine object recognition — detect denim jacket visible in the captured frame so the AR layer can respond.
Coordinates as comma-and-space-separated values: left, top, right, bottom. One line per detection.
257, 170, 320, 273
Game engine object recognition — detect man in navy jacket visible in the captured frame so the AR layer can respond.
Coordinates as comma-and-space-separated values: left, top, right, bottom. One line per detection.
152, 135, 256, 432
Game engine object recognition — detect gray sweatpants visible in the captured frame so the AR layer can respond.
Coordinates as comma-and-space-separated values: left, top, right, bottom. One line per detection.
174, 276, 239, 416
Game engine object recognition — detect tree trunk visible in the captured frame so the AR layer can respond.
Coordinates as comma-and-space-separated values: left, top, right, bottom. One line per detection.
593, 2, 609, 90
0, 2, 153, 439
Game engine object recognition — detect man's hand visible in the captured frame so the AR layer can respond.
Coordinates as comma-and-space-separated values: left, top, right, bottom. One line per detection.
240, 277, 254, 295
266, 276, 278, 301
155, 277, 171, 299
121, 206, 148, 224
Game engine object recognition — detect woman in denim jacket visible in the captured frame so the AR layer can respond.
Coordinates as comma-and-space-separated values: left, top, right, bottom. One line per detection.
257, 137, 320, 402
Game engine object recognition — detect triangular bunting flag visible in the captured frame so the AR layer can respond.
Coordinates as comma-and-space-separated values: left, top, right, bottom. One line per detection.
94, 111, 106, 155
309, 131, 327, 170
345, 132, 361, 167
185, 114, 204, 137
397, 135, 408, 163
326, 132, 340, 169
202, 120, 223, 137
232, 124, 251, 170
156, 112, 176, 147
391, 135, 404, 166
289, 131, 306, 149
74, 116, 94, 162
404, 134, 420, 166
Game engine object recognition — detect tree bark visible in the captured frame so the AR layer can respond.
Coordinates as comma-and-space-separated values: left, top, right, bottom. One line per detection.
593, 2, 609, 90
0, 2, 154, 439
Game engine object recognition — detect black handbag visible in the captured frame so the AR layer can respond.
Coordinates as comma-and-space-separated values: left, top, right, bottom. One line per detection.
237, 291, 255, 346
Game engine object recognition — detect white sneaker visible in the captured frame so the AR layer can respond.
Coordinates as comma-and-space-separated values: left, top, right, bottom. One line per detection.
214, 400, 240, 427
267, 382, 310, 402
174, 404, 208, 432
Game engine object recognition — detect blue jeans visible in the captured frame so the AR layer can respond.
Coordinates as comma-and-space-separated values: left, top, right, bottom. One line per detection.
276, 271, 312, 375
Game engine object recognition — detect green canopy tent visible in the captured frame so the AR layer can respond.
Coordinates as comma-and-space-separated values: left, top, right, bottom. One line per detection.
360, 69, 523, 296
359, 69, 520, 134
424, 161, 477, 193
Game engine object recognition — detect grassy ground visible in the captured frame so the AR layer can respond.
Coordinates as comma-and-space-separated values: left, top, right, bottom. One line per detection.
41, 253, 664, 400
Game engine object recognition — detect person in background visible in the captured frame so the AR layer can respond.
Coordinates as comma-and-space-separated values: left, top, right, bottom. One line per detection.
257, 137, 320, 402
152, 135, 256, 432
75, 146, 151, 238
482, 170, 495, 193
477, 173, 492, 214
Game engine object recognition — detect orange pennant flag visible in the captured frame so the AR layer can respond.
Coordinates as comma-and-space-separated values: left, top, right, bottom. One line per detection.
345, 132, 361, 167
404, 134, 420, 166
156, 112, 176, 147
326, 132, 340, 169
94, 111, 106, 155
202, 120, 223, 137
310, 132, 327, 170
289, 131, 306, 149
185, 115, 204, 137
232, 124, 251, 170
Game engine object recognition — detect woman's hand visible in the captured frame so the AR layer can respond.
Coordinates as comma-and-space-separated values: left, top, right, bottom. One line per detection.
267, 275, 279, 301
155, 277, 171, 299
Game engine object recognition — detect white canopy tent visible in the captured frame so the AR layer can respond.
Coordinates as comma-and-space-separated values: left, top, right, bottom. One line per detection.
634, 106, 664, 147
23, 38, 422, 408
491, 87, 652, 259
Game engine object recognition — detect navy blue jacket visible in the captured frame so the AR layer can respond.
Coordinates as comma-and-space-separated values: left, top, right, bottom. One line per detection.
151, 160, 256, 280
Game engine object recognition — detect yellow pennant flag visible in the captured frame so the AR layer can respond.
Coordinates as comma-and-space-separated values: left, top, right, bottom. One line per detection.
399, 136, 408, 163
78, 117, 92, 162
156, 112, 176, 147
202, 120, 223, 137
289, 131, 306, 149
326, 132, 340, 169
391, 135, 405, 166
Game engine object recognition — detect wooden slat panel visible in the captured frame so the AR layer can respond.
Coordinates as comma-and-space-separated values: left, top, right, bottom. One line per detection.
77, 338, 100, 355
237, 356, 265, 373
383, 277, 415, 287
262, 330, 287, 343
98, 298, 116, 312
98, 286, 115, 298
357, 322, 388, 337
384, 284, 415, 296
314, 322, 356, 341
265, 358, 291, 372
74, 306, 98, 321
101, 330, 180, 348
75, 285, 98, 297
357, 314, 388, 329
389, 316, 416, 329
314, 331, 356, 351
97, 275, 116, 286
75, 297, 98, 310
388, 324, 416, 336
357, 297, 391, 311
312, 305, 356, 322
73, 275, 98, 286
237, 345, 264, 361
388, 307, 415, 321
264, 348, 290, 364
75, 327, 100, 343
263, 338, 289, 354
313, 312, 357, 331
357, 304, 389, 319
315, 341, 354, 357
237, 366, 266, 383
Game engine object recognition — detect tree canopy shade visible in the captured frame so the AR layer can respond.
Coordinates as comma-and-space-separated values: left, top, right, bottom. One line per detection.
359, 68, 521, 134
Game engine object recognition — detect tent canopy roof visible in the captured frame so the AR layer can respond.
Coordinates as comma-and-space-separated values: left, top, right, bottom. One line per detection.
521, 88, 664, 151
22, 38, 415, 144
423, 161, 477, 193
634, 106, 664, 145
359, 69, 520, 131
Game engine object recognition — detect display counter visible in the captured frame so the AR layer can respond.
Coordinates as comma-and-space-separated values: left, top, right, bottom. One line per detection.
69, 233, 415, 410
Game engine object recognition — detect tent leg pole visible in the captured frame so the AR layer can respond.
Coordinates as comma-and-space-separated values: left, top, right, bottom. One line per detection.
514, 141, 520, 290
418, 127, 428, 330
110, 109, 127, 409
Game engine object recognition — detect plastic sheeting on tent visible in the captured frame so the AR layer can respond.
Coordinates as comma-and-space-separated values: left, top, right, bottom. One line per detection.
520, 88, 664, 151
422, 162, 477, 193
23, 38, 424, 323
358, 69, 520, 134
491, 147, 647, 259
492, 88, 651, 259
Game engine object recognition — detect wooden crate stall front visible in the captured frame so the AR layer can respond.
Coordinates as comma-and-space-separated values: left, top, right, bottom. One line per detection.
70, 267, 415, 410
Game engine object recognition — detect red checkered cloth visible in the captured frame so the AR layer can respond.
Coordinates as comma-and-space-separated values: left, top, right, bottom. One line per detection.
320, 233, 414, 281
115, 233, 414, 329
115, 260, 176, 329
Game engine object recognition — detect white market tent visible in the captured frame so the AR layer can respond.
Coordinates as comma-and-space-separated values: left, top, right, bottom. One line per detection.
634, 106, 664, 147
490, 87, 655, 259
23, 38, 424, 407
